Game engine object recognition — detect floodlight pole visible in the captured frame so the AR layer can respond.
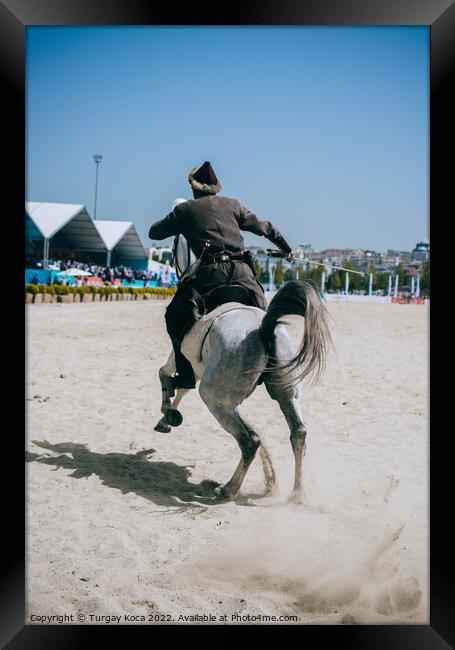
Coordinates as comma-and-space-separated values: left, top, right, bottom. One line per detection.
93, 154, 103, 220
43, 237, 49, 270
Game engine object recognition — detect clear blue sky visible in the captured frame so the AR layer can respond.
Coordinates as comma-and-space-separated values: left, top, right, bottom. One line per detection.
26, 26, 429, 252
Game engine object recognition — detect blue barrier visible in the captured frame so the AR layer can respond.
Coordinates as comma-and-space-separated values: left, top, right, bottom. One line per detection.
25, 269, 77, 285
25, 269, 63, 284
119, 279, 176, 288
25, 269, 49, 284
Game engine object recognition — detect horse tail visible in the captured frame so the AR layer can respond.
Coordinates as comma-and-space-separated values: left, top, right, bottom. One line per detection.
258, 279, 333, 386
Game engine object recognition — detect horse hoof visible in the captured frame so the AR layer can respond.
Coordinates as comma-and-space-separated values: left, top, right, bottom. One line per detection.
154, 420, 171, 433
198, 480, 221, 497
287, 490, 303, 504
165, 409, 183, 427
214, 486, 231, 501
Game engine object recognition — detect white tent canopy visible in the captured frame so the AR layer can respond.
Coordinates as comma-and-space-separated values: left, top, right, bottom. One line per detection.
26, 201, 148, 268
26, 202, 106, 252
93, 220, 147, 259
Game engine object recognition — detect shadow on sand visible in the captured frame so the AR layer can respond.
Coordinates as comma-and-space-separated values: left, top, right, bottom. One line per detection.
26, 440, 230, 511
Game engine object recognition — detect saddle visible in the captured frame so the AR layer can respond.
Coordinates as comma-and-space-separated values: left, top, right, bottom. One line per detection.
202, 283, 253, 313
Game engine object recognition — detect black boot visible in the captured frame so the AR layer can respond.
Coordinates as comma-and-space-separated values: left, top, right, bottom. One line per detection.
171, 339, 196, 389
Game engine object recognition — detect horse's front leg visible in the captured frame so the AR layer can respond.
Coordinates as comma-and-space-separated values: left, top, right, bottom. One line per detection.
154, 352, 175, 432
154, 351, 189, 432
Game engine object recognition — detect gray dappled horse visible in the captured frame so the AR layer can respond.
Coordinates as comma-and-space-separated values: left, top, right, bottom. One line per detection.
154, 235, 332, 502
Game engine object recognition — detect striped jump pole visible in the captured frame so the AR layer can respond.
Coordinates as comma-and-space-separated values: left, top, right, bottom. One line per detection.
394, 274, 399, 298
388, 274, 392, 297
345, 271, 350, 298
321, 270, 326, 293
416, 273, 420, 298
411, 275, 415, 295
368, 272, 373, 297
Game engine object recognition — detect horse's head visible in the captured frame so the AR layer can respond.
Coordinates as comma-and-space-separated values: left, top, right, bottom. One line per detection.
170, 199, 196, 279
173, 234, 196, 279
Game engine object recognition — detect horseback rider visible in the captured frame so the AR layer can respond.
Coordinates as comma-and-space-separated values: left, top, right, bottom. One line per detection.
148, 161, 293, 389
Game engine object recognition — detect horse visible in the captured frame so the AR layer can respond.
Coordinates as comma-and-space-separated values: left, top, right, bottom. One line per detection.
154, 234, 332, 502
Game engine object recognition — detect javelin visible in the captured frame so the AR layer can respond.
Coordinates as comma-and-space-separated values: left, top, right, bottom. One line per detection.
303, 259, 369, 277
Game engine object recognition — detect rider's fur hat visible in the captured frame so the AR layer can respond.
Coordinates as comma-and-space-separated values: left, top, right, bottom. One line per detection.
188, 161, 222, 195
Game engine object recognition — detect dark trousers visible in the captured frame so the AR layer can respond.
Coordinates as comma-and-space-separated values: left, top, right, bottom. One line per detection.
164, 281, 201, 383
164, 261, 267, 381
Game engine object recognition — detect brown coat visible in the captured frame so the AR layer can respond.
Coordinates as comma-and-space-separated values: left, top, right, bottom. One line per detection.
150, 195, 292, 342
148, 195, 292, 255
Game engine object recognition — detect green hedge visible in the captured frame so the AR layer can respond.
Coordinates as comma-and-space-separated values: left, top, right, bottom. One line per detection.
25, 284, 177, 301
26, 284, 39, 295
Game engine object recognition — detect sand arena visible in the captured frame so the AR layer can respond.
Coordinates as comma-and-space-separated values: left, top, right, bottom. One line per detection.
26, 297, 428, 624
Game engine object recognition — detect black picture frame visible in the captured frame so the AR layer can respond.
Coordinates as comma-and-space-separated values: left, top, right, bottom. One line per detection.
2, 1, 453, 647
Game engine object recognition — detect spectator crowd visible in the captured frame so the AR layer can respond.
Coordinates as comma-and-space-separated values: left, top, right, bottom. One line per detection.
27, 257, 175, 287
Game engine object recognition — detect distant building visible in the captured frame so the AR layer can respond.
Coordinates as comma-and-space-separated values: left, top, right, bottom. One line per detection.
149, 246, 173, 263
323, 249, 344, 258
293, 244, 314, 259
399, 251, 412, 261
412, 240, 430, 261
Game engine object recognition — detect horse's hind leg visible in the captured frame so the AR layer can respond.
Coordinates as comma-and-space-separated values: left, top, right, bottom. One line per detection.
199, 387, 260, 499
258, 444, 276, 496
266, 382, 307, 503
284, 399, 307, 503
